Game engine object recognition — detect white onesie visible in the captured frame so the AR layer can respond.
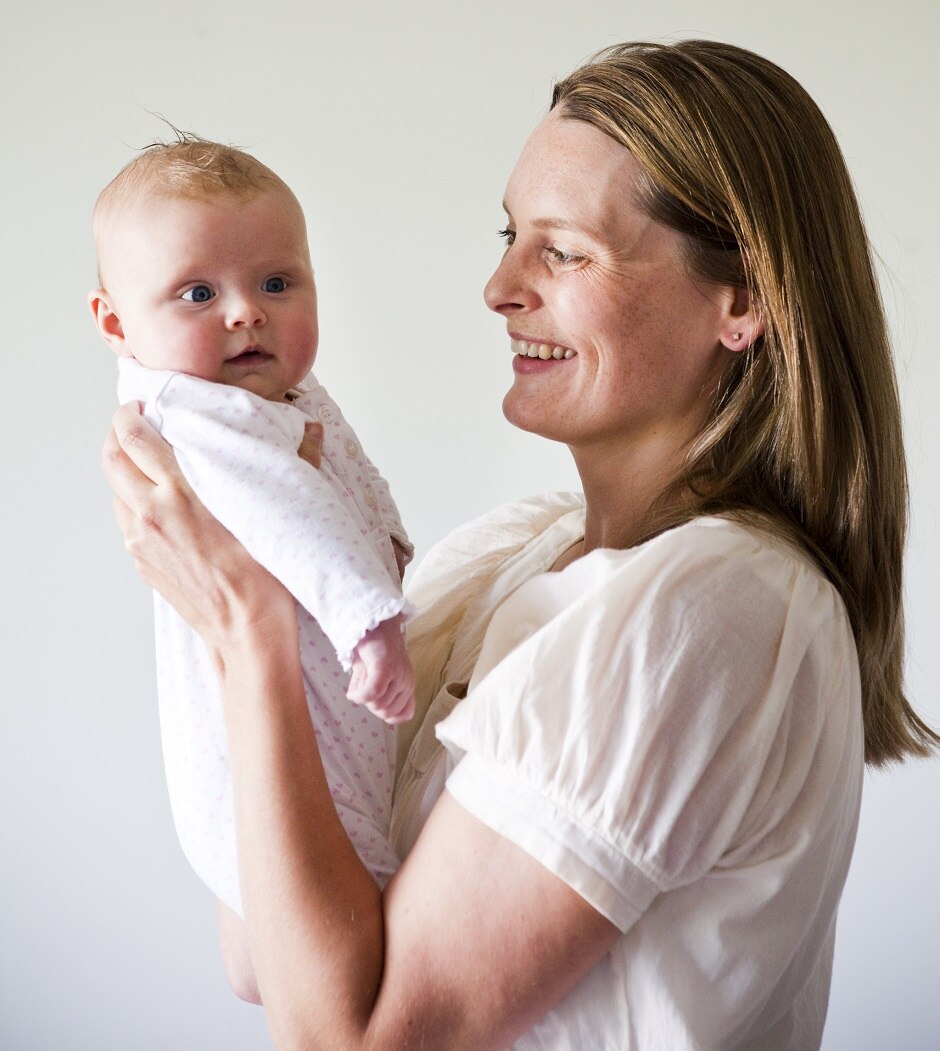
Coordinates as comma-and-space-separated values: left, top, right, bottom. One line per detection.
118, 358, 410, 915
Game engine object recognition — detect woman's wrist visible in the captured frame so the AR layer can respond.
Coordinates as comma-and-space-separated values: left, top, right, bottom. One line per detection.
202, 552, 297, 680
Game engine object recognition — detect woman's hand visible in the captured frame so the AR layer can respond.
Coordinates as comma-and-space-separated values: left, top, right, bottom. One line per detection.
104, 405, 619, 1047
102, 402, 292, 662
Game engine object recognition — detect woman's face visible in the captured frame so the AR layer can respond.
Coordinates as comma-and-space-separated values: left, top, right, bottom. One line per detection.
484, 110, 738, 459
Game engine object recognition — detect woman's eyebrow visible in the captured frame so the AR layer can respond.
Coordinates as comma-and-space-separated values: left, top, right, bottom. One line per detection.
502, 204, 605, 242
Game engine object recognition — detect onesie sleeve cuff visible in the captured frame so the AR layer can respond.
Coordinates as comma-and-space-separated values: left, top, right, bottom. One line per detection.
444, 753, 659, 932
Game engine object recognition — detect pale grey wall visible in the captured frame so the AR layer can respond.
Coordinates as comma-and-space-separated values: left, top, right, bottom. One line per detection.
2, 1, 937, 1047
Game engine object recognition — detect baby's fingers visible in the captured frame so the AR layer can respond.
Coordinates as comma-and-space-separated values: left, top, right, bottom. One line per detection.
381, 687, 415, 725
297, 422, 324, 470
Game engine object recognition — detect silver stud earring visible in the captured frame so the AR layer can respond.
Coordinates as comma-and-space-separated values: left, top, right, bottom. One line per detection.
733, 332, 743, 341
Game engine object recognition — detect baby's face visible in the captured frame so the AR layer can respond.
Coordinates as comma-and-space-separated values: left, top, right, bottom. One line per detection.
98, 188, 318, 401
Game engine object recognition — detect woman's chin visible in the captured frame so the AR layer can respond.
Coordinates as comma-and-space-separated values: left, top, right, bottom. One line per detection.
502, 392, 569, 443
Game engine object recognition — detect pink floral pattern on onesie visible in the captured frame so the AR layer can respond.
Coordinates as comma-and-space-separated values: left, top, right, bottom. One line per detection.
118, 359, 410, 915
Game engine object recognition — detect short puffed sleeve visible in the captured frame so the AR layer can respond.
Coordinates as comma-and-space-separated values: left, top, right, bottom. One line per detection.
435, 517, 860, 932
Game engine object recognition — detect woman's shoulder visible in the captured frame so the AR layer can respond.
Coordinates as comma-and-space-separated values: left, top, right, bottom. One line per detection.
438, 511, 861, 856
406, 492, 585, 608
586, 514, 852, 659
620, 513, 836, 605
423, 491, 585, 560
455, 512, 853, 710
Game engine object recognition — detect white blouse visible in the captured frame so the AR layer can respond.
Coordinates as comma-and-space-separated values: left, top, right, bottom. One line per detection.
393, 494, 863, 1049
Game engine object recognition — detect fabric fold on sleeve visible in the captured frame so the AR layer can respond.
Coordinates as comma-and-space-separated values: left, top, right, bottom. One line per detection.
297, 380, 415, 566
446, 753, 661, 931
436, 518, 852, 918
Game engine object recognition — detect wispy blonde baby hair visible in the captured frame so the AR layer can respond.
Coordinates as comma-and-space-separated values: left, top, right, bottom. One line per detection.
93, 129, 298, 285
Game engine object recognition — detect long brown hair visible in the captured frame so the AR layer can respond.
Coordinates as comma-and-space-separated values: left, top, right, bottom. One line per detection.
552, 40, 937, 765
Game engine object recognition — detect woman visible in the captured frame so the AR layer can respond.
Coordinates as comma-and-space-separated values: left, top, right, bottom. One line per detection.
105, 41, 936, 1049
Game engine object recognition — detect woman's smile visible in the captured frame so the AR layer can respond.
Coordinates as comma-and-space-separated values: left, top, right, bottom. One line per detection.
486, 110, 734, 453
510, 337, 577, 361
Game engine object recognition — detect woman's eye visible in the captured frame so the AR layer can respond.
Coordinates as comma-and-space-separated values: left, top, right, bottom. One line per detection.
496, 227, 515, 246
547, 246, 582, 265
182, 285, 214, 303
263, 276, 288, 293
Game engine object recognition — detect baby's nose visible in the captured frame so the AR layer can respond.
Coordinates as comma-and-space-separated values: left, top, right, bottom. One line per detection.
226, 293, 266, 328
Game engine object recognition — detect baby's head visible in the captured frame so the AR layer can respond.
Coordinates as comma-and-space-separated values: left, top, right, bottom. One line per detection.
90, 134, 318, 402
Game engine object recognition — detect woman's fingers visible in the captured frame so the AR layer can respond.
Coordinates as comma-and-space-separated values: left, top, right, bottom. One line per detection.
101, 400, 293, 657
392, 541, 407, 583
104, 402, 200, 592
103, 403, 184, 511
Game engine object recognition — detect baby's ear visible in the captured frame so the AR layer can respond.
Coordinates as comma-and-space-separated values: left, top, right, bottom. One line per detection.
88, 289, 130, 356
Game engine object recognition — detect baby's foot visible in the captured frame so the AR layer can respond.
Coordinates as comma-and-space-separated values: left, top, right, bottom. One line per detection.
346, 615, 415, 724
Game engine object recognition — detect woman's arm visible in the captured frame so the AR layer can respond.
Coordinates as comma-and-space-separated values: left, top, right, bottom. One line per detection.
104, 405, 619, 1049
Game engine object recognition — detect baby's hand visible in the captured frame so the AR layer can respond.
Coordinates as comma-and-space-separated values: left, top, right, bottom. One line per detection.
346, 615, 415, 725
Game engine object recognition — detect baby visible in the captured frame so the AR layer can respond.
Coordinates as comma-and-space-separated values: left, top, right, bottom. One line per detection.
89, 135, 413, 915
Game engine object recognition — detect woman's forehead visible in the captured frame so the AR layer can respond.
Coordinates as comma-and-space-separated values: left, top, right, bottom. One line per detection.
504, 112, 646, 236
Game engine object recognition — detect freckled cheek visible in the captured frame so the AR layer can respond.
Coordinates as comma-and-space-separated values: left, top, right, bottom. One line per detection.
586, 301, 667, 412
575, 272, 652, 343
597, 295, 656, 362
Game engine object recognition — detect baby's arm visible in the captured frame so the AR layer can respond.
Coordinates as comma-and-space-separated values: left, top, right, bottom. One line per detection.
346, 613, 415, 724
297, 384, 415, 720
304, 381, 414, 574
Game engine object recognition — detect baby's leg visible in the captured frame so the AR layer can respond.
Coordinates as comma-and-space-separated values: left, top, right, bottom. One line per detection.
346, 614, 415, 724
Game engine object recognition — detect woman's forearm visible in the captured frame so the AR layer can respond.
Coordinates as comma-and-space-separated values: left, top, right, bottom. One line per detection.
104, 407, 389, 1044
215, 609, 386, 1049
216, 611, 620, 1051
104, 409, 617, 1048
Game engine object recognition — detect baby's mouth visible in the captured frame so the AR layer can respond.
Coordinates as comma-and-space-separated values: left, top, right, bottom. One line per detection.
229, 346, 273, 365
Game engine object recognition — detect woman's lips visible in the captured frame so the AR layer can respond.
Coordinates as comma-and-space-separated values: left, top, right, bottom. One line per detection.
511, 351, 576, 374
510, 338, 576, 373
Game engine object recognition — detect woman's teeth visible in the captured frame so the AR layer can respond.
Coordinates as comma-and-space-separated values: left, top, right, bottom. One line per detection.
511, 339, 575, 360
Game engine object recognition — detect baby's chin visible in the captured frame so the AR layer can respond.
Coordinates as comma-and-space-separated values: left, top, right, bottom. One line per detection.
226, 374, 293, 403
222, 361, 313, 403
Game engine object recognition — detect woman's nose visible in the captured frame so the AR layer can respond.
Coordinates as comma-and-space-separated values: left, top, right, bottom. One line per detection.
483, 250, 537, 316
226, 292, 266, 329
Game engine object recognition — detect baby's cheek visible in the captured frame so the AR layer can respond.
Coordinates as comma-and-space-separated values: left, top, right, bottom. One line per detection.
287, 318, 318, 361
181, 334, 227, 381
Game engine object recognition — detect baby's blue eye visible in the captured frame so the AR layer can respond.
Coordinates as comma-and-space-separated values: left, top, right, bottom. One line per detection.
182, 285, 214, 303
263, 276, 287, 293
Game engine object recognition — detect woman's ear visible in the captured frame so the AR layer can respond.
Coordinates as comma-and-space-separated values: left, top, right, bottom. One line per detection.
718, 285, 765, 353
88, 289, 131, 357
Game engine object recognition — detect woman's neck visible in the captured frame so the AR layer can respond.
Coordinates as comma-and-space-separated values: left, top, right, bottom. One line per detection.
570, 434, 689, 554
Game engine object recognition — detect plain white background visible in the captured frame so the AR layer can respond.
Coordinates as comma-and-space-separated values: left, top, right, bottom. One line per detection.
2, 2, 937, 1047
